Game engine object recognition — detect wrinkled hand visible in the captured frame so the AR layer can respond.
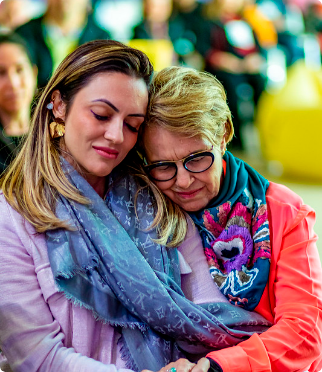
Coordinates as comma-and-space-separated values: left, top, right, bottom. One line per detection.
142, 357, 210, 372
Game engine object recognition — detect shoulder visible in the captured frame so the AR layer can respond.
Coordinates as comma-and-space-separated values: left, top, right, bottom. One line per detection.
15, 16, 43, 33
0, 192, 37, 240
266, 182, 304, 209
266, 181, 315, 235
0, 192, 48, 266
83, 13, 111, 39
0, 191, 16, 220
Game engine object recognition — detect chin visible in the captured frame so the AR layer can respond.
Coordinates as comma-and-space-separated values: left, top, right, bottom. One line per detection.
92, 167, 114, 178
177, 201, 208, 212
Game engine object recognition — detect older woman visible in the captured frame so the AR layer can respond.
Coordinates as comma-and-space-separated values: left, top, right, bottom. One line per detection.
138, 66, 322, 372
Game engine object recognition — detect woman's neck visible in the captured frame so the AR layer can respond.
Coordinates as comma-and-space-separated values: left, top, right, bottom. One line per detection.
61, 150, 108, 199
0, 108, 30, 136
90, 176, 108, 199
148, 21, 169, 39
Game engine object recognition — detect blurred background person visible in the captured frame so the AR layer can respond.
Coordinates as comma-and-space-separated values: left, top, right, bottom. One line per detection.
0, 0, 35, 32
202, 0, 268, 150
132, 0, 204, 69
305, 1, 322, 63
0, 32, 37, 174
133, 0, 174, 40
256, 0, 305, 67
15, 0, 110, 89
171, 0, 207, 68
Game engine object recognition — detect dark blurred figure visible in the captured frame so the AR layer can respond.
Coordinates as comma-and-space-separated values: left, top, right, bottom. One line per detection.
305, 2, 322, 61
172, 0, 208, 66
0, 32, 37, 173
132, 0, 203, 69
256, 0, 305, 66
203, 0, 267, 150
133, 0, 174, 40
15, 0, 110, 89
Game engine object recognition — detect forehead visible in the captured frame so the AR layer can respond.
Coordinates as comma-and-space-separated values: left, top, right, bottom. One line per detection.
143, 125, 211, 160
76, 72, 147, 99
0, 43, 31, 65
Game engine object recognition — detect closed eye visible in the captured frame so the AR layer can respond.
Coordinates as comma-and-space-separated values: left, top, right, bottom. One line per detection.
91, 110, 109, 121
125, 123, 139, 133
155, 164, 172, 171
188, 156, 206, 163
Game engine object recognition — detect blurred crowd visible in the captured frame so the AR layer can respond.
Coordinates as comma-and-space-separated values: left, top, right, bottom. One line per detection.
0, 0, 321, 159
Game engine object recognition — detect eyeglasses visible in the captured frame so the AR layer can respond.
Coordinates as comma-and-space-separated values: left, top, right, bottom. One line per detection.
143, 147, 214, 182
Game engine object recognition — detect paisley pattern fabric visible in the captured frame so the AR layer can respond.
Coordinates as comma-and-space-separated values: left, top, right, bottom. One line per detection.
46, 159, 271, 372
190, 151, 271, 311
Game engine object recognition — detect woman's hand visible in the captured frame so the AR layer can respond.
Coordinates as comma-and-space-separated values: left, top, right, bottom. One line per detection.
142, 357, 210, 372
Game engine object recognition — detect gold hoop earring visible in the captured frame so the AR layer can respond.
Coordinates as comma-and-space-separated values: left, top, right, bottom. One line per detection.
49, 118, 65, 138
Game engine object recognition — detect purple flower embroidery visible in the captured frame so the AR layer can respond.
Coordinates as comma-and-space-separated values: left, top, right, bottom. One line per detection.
211, 226, 253, 273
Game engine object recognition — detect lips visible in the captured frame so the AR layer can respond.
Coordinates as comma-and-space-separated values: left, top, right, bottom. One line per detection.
175, 187, 204, 199
93, 146, 119, 159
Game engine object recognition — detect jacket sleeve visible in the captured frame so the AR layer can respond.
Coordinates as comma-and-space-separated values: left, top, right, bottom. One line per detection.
0, 197, 130, 372
207, 202, 322, 371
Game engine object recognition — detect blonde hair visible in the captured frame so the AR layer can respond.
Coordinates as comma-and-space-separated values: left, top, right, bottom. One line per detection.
0, 39, 153, 232
137, 66, 234, 247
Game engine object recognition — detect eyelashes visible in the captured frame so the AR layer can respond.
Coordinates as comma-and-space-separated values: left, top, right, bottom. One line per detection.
91, 110, 139, 133
91, 111, 108, 121
126, 124, 139, 133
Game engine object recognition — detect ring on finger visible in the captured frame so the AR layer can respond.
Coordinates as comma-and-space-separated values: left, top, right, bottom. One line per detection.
166, 368, 176, 372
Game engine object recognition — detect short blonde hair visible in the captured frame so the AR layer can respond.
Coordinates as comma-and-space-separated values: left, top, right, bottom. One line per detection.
0, 39, 153, 232
137, 66, 234, 247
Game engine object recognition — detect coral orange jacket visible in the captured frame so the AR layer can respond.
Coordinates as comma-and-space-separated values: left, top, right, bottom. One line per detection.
207, 182, 322, 371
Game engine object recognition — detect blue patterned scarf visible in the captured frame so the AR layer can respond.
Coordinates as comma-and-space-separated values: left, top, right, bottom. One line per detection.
189, 151, 271, 311
46, 158, 271, 371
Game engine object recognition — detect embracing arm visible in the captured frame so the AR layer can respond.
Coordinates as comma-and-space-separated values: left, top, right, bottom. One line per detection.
0, 197, 131, 372
207, 193, 322, 371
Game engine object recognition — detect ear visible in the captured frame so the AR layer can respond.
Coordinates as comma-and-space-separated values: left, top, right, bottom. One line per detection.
32, 65, 38, 81
31, 65, 38, 93
220, 137, 226, 156
220, 123, 228, 155
51, 90, 67, 121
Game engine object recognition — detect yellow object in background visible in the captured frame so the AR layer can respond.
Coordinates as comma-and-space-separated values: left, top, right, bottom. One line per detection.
257, 60, 322, 181
127, 39, 174, 71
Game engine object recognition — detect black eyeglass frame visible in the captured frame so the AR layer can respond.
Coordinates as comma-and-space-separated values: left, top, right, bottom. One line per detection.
143, 147, 215, 182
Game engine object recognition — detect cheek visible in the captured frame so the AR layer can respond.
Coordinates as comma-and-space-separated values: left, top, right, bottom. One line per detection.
202, 171, 221, 193
154, 181, 173, 195
0, 78, 8, 90
66, 118, 94, 141
122, 131, 139, 150
128, 134, 138, 148
24, 74, 36, 91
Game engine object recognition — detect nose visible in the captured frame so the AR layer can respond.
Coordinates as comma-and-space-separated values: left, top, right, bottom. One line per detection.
175, 163, 194, 189
7, 71, 21, 90
104, 118, 124, 144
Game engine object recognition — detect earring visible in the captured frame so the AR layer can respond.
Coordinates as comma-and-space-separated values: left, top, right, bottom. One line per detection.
49, 118, 65, 138
222, 147, 227, 156
46, 102, 54, 110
